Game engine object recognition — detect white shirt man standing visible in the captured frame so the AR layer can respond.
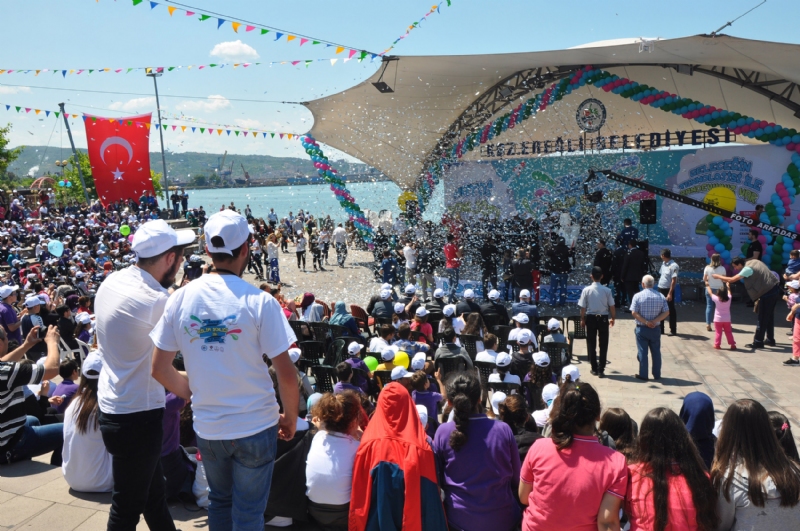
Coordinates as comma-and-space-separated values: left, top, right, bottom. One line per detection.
96, 219, 195, 531
151, 209, 299, 530
332, 223, 348, 267
657, 248, 679, 336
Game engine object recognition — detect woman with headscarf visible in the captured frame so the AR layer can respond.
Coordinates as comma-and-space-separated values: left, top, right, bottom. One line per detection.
679, 391, 717, 470
328, 301, 360, 337
349, 383, 447, 531
299, 292, 324, 323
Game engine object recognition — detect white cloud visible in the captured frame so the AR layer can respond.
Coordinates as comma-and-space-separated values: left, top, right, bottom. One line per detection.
0, 86, 31, 95
209, 40, 259, 62
177, 95, 232, 113
234, 118, 265, 129
108, 97, 156, 112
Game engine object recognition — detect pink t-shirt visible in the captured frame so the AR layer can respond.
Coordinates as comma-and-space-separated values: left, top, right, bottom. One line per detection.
626, 463, 701, 531
520, 435, 628, 531
711, 294, 731, 323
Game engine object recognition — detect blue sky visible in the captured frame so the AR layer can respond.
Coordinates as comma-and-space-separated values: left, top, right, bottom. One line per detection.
2, 0, 799, 169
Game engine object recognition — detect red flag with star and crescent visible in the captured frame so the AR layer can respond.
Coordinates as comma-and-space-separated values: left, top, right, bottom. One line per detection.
84, 113, 154, 206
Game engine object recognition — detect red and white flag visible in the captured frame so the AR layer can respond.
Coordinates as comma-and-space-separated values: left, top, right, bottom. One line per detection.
84, 113, 154, 205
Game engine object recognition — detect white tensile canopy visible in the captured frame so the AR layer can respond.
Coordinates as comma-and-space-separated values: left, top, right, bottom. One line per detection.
303, 35, 800, 190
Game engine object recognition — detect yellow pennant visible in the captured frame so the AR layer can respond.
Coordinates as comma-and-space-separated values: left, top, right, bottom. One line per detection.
181, 126, 186, 132
35, 70, 40, 76
287, 134, 293, 140
217, 129, 223, 135
35, 109, 41, 115
335, 46, 344, 54
167, 6, 177, 15
287, 35, 296, 42
145, 123, 151, 129
231, 22, 241, 32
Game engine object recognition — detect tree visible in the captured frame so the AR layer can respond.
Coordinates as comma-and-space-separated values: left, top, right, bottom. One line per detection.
0, 124, 22, 190
191, 174, 207, 187
57, 152, 96, 204
150, 169, 165, 201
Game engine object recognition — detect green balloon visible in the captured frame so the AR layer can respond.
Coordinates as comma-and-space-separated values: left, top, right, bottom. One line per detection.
363, 356, 379, 372
120, 225, 131, 236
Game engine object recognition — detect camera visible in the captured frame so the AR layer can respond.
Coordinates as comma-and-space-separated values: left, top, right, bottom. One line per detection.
38, 326, 48, 340
184, 256, 204, 281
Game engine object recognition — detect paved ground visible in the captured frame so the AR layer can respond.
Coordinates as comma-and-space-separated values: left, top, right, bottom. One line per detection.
2, 250, 798, 530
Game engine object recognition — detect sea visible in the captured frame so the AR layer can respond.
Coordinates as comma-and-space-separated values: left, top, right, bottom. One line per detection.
184, 181, 444, 223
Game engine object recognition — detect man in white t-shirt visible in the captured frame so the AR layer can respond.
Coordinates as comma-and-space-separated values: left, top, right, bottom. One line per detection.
332, 223, 348, 267
151, 209, 299, 530
95, 219, 195, 531
403, 242, 417, 288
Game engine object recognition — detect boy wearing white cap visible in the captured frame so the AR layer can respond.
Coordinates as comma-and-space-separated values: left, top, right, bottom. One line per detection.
376, 347, 398, 372
543, 318, 567, 344
508, 313, 529, 342
488, 352, 521, 385
95, 218, 194, 531
479, 289, 510, 329
150, 209, 298, 530
20, 295, 47, 361
455, 288, 482, 318
344, 341, 371, 395
426, 287, 447, 314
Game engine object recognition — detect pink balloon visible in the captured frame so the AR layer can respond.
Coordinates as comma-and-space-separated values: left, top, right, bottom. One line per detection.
758, 236, 767, 245
706, 244, 714, 252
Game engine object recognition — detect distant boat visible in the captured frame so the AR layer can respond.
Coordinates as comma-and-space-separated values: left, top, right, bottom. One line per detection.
287, 176, 325, 185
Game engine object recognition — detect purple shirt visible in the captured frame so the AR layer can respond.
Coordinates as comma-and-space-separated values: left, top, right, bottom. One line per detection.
345, 358, 370, 395
412, 390, 442, 438
333, 381, 362, 395
433, 415, 522, 531
52, 379, 78, 414
0, 302, 21, 344
161, 392, 186, 457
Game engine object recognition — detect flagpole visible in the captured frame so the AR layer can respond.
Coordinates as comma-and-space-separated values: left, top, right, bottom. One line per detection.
57, 103, 90, 204
146, 72, 170, 206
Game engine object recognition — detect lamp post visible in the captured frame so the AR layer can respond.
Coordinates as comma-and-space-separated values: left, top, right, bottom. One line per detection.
146, 72, 170, 207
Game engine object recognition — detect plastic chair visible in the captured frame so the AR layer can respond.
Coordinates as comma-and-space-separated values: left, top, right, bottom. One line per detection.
309, 322, 332, 344
327, 338, 347, 366
506, 340, 520, 353
297, 341, 326, 372
59, 338, 90, 365
288, 320, 313, 342
311, 365, 338, 393
541, 342, 571, 377
474, 361, 496, 390
459, 334, 481, 361
373, 370, 393, 389
327, 323, 350, 339
538, 315, 564, 332
434, 357, 468, 378
349, 304, 372, 338
487, 381, 521, 395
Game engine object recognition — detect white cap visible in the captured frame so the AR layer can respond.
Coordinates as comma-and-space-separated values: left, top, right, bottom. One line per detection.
76, 271, 85, 278
547, 318, 561, 330
411, 352, 426, 371
76, 312, 92, 325
519, 289, 531, 299
24, 295, 43, 308
405, 284, 416, 294
433, 288, 445, 298
518, 328, 534, 345
491, 391, 507, 415
212, 210, 254, 251
464, 289, 475, 299
416, 404, 429, 427
0, 285, 18, 299
288, 347, 302, 363
391, 366, 412, 380
443, 304, 456, 317
542, 383, 560, 403
789, 280, 800, 289
415, 307, 428, 317
381, 347, 396, 361
488, 289, 500, 301
347, 341, 363, 356
380, 289, 392, 300
393, 303, 405, 314
495, 352, 512, 367
533, 351, 550, 367
131, 219, 195, 259
81, 352, 103, 378
381, 283, 392, 290
562, 365, 580, 382
512, 313, 529, 324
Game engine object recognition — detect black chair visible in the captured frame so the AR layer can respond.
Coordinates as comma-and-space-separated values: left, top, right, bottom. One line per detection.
538, 315, 564, 332
434, 357, 468, 378
327, 323, 350, 339
459, 334, 481, 361
289, 320, 313, 341
541, 342, 571, 377
363, 351, 382, 361
298, 341, 326, 370
309, 322, 332, 344
565, 315, 586, 358
493, 325, 515, 352
474, 361, 496, 390
523, 381, 546, 412
427, 312, 444, 326
506, 340, 520, 353
487, 381, 521, 395
373, 370, 393, 389
326, 338, 347, 366
481, 312, 501, 330
311, 365, 338, 393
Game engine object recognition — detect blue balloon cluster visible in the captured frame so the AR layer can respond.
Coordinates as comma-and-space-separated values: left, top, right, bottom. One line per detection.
706, 215, 733, 263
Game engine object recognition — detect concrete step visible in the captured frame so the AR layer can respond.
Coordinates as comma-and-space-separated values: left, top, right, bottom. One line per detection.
167, 218, 191, 230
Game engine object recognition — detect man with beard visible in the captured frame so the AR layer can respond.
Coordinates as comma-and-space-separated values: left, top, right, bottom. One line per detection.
95, 219, 195, 531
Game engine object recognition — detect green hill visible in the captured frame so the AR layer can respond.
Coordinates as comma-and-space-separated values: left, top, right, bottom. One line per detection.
6, 145, 371, 185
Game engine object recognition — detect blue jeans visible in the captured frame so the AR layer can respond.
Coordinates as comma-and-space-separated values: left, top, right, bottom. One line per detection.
172, 203, 180, 219
197, 424, 278, 531
269, 257, 280, 284
635, 325, 662, 379
8, 416, 63, 466
446, 267, 460, 303
705, 289, 718, 325
550, 274, 568, 306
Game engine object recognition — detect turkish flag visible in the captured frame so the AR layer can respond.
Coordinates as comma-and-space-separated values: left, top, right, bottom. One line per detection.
84, 113, 154, 206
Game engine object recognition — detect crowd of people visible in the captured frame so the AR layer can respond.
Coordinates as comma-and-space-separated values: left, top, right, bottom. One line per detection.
1, 189, 800, 531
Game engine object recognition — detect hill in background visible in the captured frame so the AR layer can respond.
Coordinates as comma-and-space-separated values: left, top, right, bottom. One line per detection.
7, 145, 374, 185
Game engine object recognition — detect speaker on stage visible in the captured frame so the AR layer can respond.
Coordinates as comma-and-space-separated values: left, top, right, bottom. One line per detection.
640, 199, 657, 225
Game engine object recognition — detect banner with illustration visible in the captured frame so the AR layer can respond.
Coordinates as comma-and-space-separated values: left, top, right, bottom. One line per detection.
443, 144, 793, 259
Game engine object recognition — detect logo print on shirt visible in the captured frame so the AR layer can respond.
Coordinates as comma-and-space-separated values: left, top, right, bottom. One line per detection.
185, 314, 241, 344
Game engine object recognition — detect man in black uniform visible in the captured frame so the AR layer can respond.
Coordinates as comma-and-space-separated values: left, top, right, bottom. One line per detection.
479, 236, 500, 299
479, 289, 509, 329
593, 239, 613, 286
611, 238, 628, 308
622, 239, 647, 311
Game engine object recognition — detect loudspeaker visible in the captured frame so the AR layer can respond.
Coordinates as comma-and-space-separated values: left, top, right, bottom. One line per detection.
640, 199, 657, 225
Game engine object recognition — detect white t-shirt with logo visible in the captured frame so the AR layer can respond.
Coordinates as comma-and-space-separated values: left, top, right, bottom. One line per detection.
150, 273, 296, 441
97, 266, 168, 414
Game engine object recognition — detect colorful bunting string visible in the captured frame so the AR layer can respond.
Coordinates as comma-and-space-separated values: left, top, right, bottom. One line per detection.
0, 55, 378, 77
117, 0, 375, 58
0, 102, 302, 140
379, 1, 454, 56
301, 135, 374, 247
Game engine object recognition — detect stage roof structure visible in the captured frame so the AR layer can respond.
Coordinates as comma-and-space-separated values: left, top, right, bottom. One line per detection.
303, 35, 800, 191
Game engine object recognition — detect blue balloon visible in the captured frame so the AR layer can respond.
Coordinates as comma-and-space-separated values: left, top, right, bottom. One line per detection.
714, 243, 726, 252
712, 217, 723, 225
47, 240, 64, 257
708, 236, 719, 246
66, 181, 72, 188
